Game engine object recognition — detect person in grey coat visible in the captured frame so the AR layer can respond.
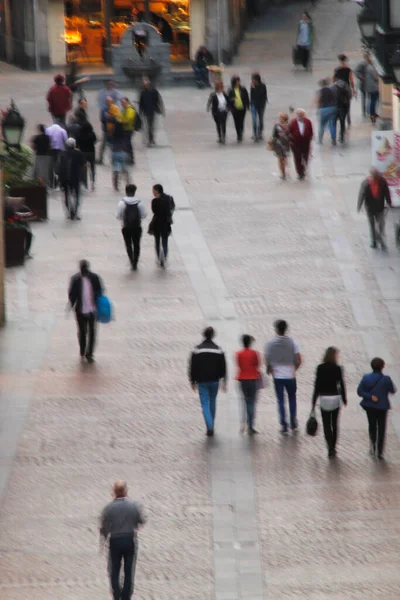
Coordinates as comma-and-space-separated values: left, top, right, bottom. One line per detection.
364, 57, 379, 123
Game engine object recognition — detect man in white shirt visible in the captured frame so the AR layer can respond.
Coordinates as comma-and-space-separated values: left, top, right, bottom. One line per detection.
68, 260, 103, 362
46, 121, 68, 188
265, 320, 302, 434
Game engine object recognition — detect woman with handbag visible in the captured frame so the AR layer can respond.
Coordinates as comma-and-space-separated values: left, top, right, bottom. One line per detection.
270, 113, 290, 180
312, 347, 347, 458
235, 335, 262, 435
148, 184, 175, 268
357, 357, 396, 460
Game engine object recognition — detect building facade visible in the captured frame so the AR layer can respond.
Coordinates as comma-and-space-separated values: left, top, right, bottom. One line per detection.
0, 0, 255, 71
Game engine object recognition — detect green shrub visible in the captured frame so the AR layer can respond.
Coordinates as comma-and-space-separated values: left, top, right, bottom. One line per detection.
0, 143, 34, 188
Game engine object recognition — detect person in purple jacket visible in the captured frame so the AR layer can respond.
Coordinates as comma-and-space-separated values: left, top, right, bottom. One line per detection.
357, 357, 397, 460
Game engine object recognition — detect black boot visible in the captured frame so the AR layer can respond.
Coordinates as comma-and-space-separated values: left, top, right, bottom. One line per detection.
113, 172, 119, 191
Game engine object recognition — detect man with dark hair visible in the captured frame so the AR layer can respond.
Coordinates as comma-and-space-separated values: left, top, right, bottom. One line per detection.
189, 327, 227, 436
139, 77, 164, 146
117, 184, 147, 270
100, 480, 146, 600
265, 320, 302, 434
97, 81, 123, 164
358, 168, 392, 250
58, 137, 86, 220
68, 260, 104, 362
250, 73, 267, 141
333, 54, 355, 127
193, 45, 214, 87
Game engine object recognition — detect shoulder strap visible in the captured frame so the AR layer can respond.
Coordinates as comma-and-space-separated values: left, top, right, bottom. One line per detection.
367, 374, 384, 394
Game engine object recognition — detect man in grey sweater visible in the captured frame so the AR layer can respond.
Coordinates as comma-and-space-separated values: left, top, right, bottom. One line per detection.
265, 320, 302, 434
100, 481, 146, 600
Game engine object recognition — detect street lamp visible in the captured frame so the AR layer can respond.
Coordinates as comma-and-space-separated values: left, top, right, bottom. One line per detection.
390, 47, 400, 84
1, 101, 25, 149
357, 6, 377, 45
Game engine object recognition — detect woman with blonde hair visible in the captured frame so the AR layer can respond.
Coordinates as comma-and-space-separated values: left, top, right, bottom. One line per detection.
207, 80, 230, 144
271, 112, 290, 180
312, 346, 347, 458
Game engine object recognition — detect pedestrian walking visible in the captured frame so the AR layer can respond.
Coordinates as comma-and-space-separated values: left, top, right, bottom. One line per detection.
315, 78, 337, 145
334, 79, 351, 144
31, 124, 52, 187
189, 326, 227, 436
250, 73, 267, 141
355, 52, 370, 117
58, 138, 86, 220
333, 54, 356, 126
68, 259, 103, 362
228, 76, 249, 142
357, 357, 396, 460
312, 347, 347, 458
67, 114, 81, 140
139, 77, 164, 146
295, 12, 314, 70
100, 480, 146, 600
271, 112, 290, 180
120, 97, 136, 164
206, 80, 230, 144
97, 80, 123, 164
46, 74, 72, 124
45, 120, 68, 188
99, 96, 122, 166
111, 121, 130, 191
288, 108, 313, 180
148, 184, 175, 267
364, 56, 379, 124
74, 97, 88, 125
117, 184, 147, 270
77, 120, 97, 191
265, 320, 302, 434
357, 168, 392, 250
235, 334, 262, 435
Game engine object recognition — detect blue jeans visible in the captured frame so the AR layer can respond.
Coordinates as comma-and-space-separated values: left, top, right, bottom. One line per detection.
193, 65, 209, 85
198, 381, 219, 430
240, 380, 258, 429
273, 378, 297, 430
250, 104, 265, 138
369, 92, 379, 118
319, 106, 337, 143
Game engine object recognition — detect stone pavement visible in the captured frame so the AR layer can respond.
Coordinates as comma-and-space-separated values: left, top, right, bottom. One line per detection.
1, 1, 400, 599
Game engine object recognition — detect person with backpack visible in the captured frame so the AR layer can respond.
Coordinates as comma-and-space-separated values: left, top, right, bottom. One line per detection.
357, 357, 396, 460
116, 184, 147, 271
148, 184, 175, 268
333, 54, 356, 127
334, 79, 351, 144
58, 138, 86, 220
68, 259, 104, 363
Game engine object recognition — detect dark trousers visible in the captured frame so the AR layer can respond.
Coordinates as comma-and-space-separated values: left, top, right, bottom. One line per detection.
273, 378, 297, 429
337, 107, 349, 142
297, 45, 310, 68
369, 92, 379, 118
84, 151, 96, 184
64, 182, 81, 219
124, 132, 134, 163
24, 224, 33, 256
321, 408, 340, 453
292, 143, 310, 178
360, 89, 367, 116
367, 210, 386, 247
109, 536, 137, 600
76, 311, 96, 358
145, 113, 155, 144
154, 232, 169, 261
122, 227, 142, 266
98, 131, 107, 162
232, 109, 246, 140
193, 65, 209, 85
240, 380, 258, 430
365, 408, 387, 456
213, 112, 227, 140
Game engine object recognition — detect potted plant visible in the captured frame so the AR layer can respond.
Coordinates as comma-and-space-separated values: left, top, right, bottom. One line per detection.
1, 142, 48, 221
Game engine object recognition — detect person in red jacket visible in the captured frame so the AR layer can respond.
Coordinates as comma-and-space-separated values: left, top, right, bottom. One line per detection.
288, 108, 313, 180
46, 74, 72, 124
235, 334, 262, 435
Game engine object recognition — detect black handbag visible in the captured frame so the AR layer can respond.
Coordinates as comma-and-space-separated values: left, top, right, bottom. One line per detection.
306, 409, 318, 436
147, 218, 155, 236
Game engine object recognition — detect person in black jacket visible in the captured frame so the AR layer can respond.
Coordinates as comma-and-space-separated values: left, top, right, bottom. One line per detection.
149, 184, 175, 267
189, 327, 227, 436
58, 138, 86, 220
77, 120, 97, 190
250, 73, 267, 141
312, 346, 347, 458
358, 169, 392, 250
228, 76, 250, 142
68, 259, 104, 362
193, 45, 214, 87
139, 77, 164, 146
207, 81, 230, 144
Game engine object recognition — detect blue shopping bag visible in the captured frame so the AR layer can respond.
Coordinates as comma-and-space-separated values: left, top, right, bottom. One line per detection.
96, 295, 112, 324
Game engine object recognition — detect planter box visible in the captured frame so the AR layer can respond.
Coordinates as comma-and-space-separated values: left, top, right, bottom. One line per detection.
5, 227, 25, 267
8, 186, 48, 221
